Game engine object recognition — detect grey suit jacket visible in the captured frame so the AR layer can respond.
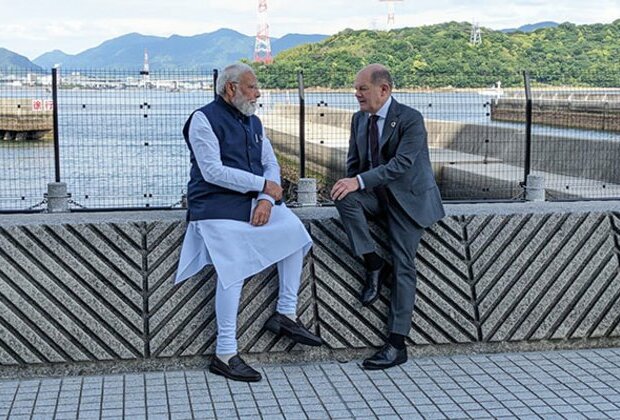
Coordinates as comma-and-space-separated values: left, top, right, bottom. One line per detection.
346, 98, 445, 228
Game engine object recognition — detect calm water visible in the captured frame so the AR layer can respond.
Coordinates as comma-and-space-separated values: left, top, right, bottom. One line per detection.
1, 88, 619, 210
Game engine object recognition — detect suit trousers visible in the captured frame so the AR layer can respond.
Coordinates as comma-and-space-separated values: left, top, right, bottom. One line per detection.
335, 189, 424, 336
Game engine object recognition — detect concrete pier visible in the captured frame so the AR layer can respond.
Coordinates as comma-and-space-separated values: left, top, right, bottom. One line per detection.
261, 104, 620, 200
0, 99, 53, 141
491, 94, 620, 132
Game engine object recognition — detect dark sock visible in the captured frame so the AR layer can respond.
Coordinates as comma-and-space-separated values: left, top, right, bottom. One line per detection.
388, 333, 406, 350
363, 252, 383, 271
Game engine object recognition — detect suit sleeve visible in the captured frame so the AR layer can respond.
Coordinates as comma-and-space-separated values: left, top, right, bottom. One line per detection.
359, 110, 426, 189
345, 113, 360, 178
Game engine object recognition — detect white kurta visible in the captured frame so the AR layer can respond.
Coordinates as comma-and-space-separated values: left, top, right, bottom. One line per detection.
175, 110, 312, 289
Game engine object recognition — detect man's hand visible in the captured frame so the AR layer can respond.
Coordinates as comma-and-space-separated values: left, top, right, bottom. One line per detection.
251, 199, 273, 226
330, 177, 360, 201
263, 180, 283, 201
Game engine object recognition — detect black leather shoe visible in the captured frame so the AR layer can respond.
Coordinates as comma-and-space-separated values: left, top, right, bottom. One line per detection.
209, 355, 262, 382
362, 343, 407, 370
264, 313, 323, 346
361, 262, 391, 306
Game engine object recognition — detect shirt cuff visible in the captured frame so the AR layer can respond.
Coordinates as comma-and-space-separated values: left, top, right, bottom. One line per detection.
356, 175, 366, 190
257, 193, 275, 205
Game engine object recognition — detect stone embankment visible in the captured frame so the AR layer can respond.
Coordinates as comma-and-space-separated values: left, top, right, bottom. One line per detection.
261, 104, 620, 200
491, 93, 620, 132
0, 99, 53, 141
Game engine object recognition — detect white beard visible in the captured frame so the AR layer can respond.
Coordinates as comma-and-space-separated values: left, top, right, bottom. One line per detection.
232, 90, 257, 116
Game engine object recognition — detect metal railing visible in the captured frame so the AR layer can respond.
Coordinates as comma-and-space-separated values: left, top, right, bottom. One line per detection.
1, 67, 619, 212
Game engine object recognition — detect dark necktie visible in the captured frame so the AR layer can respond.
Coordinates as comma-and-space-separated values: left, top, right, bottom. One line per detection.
368, 114, 389, 204
369, 114, 380, 168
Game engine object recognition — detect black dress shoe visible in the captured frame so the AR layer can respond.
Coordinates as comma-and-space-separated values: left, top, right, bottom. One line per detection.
264, 313, 323, 346
209, 355, 262, 382
362, 343, 407, 370
361, 262, 391, 306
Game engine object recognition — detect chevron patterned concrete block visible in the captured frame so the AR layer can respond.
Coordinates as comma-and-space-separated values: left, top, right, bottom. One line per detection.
415, 217, 478, 344
146, 221, 216, 358
603, 212, 620, 338
310, 217, 478, 349
146, 220, 317, 358
311, 218, 387, 349
1, 204, 619, 370
474, 212, 620, 342
0, 223, 146, 366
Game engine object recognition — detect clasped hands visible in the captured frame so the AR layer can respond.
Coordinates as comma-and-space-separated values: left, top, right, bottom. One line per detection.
252, 180, 283, 226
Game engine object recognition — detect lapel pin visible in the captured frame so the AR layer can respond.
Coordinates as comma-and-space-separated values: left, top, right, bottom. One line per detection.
391, 121, 396, 128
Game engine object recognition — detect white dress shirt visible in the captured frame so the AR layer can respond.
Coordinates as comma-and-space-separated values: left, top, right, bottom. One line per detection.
175, 111, 312, 289
357, 96, 392, 190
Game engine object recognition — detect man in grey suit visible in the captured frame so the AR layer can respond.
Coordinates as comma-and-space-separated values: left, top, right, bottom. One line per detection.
331, 63, 445, 370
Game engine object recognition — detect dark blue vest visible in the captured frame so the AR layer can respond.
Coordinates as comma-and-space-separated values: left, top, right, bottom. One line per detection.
182, 96, 264, 222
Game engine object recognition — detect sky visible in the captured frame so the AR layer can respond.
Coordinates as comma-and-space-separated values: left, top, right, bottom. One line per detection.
1, 0, 618, 60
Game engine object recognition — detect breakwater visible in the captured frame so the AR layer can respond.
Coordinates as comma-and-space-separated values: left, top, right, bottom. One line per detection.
262, 104, 620, 200
491, 94, 620, 132
0, 99, 53, 141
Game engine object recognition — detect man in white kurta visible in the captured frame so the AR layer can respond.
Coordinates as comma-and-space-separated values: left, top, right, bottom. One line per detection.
175, 63, 322, 382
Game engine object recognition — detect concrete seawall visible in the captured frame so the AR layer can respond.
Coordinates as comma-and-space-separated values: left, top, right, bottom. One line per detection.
262, 104, 620, 200
0, 201, 619, 377
0, 99, 53, 141
491, 97, 620, 132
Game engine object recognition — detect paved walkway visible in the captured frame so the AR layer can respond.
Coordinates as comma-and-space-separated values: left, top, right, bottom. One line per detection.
1, 347, 620, 419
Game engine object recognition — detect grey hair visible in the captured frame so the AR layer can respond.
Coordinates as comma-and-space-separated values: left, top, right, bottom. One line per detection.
216, 63, 255, 96
370, 66, 394, 89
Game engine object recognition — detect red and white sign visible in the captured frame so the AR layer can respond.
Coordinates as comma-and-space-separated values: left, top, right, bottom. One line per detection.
32, 99, 43, 111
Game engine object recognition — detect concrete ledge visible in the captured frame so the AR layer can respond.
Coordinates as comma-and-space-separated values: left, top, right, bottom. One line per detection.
0, 202, 619, 376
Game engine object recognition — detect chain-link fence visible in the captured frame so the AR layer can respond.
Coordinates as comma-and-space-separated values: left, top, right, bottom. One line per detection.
1, 67, 619, 212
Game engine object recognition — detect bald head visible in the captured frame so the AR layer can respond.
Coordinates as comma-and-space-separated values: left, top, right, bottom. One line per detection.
358, 64, 394, 90
354, 64, 393, 114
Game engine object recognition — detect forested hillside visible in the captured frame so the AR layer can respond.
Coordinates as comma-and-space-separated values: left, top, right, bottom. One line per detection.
253, 21, 620, 88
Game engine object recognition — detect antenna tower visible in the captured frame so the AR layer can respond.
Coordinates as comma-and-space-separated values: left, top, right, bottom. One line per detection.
141, 49, 150, 80
379, 0, 403, 30
470, 22, 482, 46
254, 0, 272, 63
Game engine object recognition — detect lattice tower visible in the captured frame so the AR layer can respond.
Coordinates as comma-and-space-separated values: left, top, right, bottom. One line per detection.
254, 0, 272, 63
379, 0, 403, 30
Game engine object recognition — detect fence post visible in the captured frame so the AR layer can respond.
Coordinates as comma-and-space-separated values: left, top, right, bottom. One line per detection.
297, 70, 306, 179
52, 67, 61, 183
212, 69, 218, 98
523, 70, 532, 188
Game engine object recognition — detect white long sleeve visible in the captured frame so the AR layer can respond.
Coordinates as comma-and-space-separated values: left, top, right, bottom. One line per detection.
188, 111, 281, 202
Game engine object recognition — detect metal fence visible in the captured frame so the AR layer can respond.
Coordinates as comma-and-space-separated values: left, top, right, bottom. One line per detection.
1, 68, 619, 212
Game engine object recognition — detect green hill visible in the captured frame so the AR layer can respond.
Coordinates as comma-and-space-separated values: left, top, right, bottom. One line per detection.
253, 20, 620, 88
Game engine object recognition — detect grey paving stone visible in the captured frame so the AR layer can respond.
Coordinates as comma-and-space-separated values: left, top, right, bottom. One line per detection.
234, 398, 258, 409
54, 412, 79, 420
77, 410, 101, 419
281, 404, 305, 413
169, 412, 193, 420
236, 407, 260, 417
8, 406, 34, 416
258, 404, 283, 415
509, 406, 538, 416
305, 409, 330, 419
